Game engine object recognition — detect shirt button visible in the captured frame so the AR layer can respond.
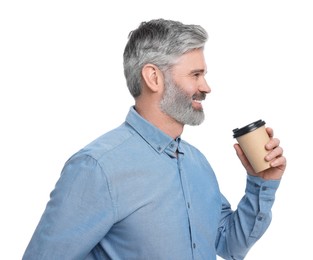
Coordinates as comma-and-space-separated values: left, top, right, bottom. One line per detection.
157, 146, 162, 151
193, 243, 196, 249
170, 143, 174, 148
257, 216, 263, 221
187, 202, 190, 208
262, 186, 267, 191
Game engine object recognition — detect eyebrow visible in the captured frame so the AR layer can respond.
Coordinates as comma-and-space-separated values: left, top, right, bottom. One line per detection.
189, 69, 207, 75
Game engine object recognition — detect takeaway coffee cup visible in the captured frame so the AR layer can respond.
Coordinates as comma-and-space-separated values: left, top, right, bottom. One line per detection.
233, 120, 271, 173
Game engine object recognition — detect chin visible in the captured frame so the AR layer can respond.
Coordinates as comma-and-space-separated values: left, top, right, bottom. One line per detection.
183, 113, 205, 126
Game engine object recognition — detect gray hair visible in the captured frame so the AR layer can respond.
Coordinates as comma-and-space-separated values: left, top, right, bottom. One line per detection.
123, 19, 208, 98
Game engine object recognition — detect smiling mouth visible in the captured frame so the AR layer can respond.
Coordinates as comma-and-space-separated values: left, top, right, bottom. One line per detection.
192, 93, 206, 103
191, 93, 206, 110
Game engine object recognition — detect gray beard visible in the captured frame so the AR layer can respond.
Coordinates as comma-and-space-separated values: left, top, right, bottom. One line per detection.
160, 75, 205, 126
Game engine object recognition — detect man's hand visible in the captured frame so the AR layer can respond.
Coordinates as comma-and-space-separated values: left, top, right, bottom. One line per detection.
234, 127, 286, 180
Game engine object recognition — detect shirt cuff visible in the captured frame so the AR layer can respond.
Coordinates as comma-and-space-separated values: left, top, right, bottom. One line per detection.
246, 175, 281, 197
246, 175, 281, 239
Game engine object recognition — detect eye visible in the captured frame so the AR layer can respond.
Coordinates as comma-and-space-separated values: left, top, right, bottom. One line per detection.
190, 69, 206, 79
193, 73, 201, 78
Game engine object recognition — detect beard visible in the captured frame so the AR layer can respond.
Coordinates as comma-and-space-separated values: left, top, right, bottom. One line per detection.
160, 74, 206, 126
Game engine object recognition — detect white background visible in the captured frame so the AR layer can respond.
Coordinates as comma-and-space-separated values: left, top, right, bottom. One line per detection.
1, 1, 312, 259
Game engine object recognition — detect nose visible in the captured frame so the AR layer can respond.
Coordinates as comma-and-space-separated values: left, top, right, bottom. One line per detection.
199, 78, 211, 93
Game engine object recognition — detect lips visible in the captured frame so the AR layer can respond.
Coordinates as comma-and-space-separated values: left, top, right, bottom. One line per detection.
191, 93, 206, 110
192, 93, 206, 102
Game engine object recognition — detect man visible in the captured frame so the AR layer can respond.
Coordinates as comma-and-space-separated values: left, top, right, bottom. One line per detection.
23, 19, 286, 259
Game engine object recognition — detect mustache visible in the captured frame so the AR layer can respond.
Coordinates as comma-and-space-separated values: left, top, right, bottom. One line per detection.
192, 92, 206, 101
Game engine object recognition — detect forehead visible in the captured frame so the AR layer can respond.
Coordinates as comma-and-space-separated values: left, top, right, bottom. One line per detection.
172, 49, 206, 72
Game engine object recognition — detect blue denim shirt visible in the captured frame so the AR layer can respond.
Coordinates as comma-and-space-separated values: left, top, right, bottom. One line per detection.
23, 106, 280, 260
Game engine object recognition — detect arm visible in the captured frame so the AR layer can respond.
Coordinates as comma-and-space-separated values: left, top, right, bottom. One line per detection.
216, 127, 286, 259
23, 154, 115, 259
216, 176, 280, 259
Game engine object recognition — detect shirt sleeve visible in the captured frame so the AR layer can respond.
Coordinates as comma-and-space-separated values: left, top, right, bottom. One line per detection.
22, 154, 116, 260
216, 175, 281, 259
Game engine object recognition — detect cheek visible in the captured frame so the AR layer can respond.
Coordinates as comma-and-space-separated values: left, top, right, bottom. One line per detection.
177, 80, 197, 95
172, 75, 197, 97
184, 85, 198, 97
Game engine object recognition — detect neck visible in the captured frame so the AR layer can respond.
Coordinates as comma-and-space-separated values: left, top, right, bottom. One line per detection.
135, 103, 184, 139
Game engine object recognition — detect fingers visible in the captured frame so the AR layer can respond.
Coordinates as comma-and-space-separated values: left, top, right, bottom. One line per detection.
233, 143, 243, 156
264, 137, 286, 169
266, 127, 274, 138
270, 155, 287, 168
265, 137, 280, 150
265, 145, 283, 162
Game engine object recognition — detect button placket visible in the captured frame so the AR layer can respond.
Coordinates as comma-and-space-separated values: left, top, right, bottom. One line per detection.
177, 158, 195, 254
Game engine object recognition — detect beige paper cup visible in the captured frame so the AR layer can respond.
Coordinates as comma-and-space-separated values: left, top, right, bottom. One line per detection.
233, 120, 271, 173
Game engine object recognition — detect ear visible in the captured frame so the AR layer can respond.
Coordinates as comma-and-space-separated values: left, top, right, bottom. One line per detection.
141, 64, 164, 93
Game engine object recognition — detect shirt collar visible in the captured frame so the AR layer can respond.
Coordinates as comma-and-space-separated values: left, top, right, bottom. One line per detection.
125, 106, 180, 155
